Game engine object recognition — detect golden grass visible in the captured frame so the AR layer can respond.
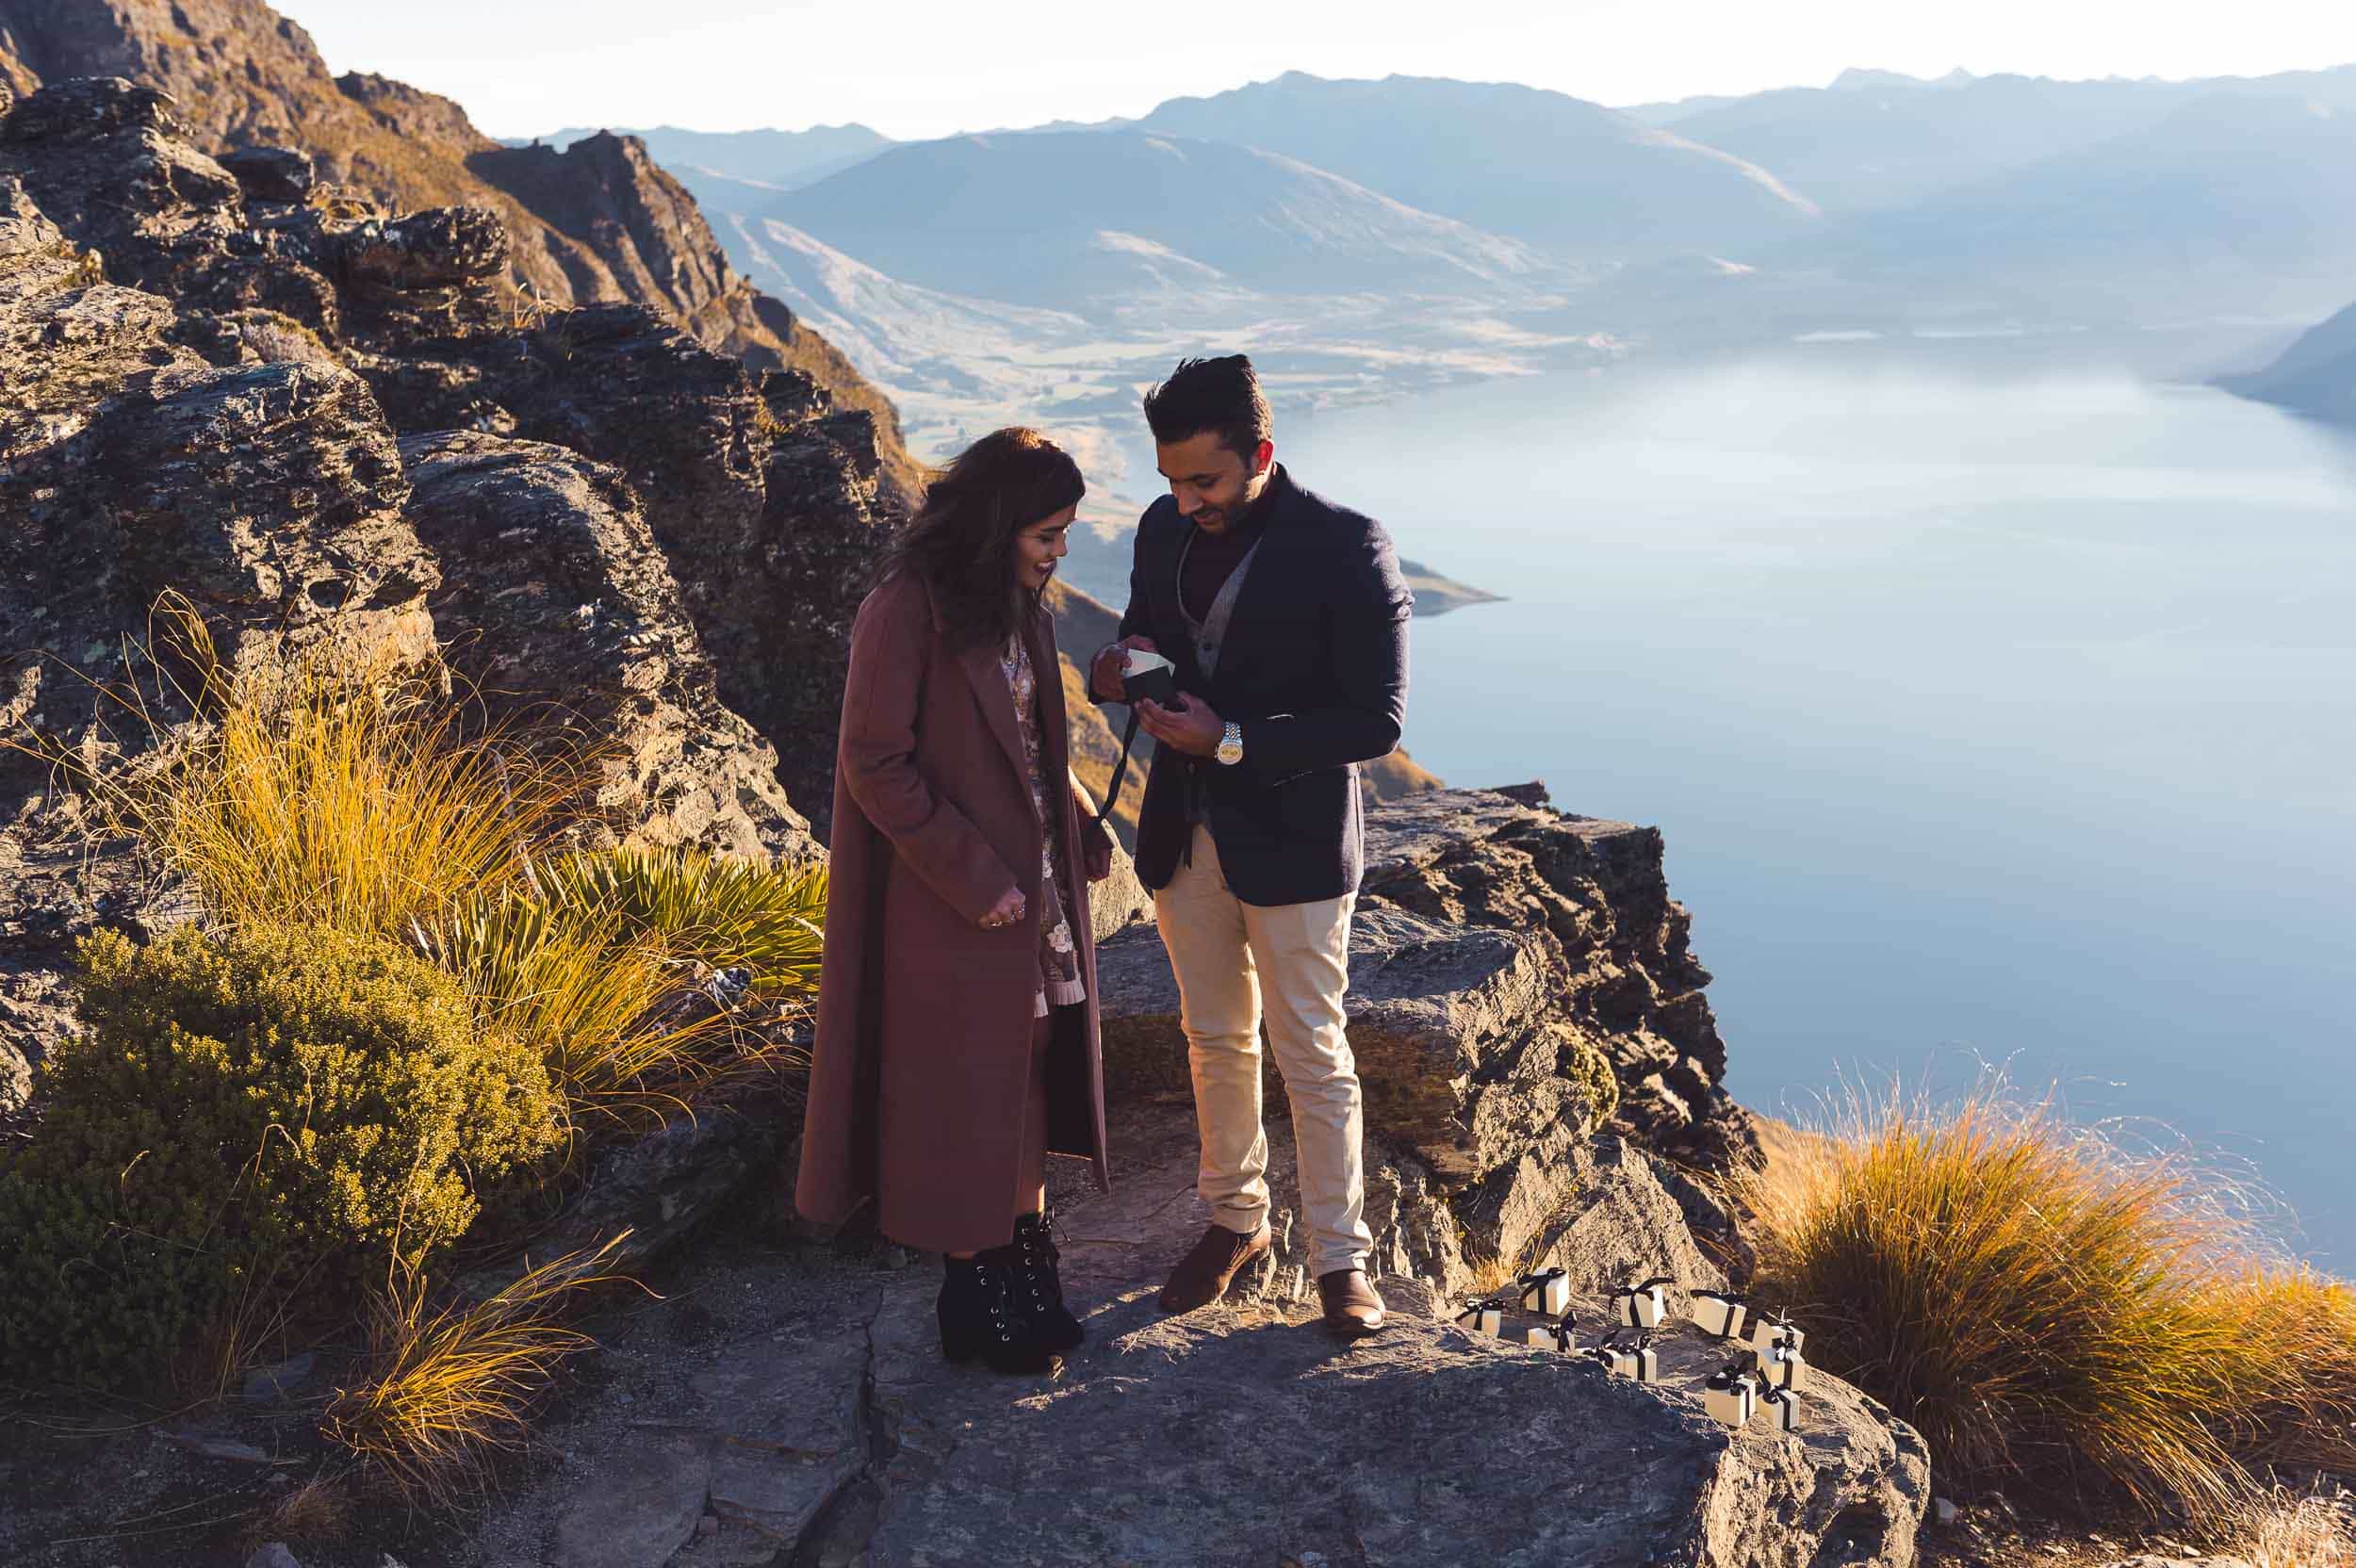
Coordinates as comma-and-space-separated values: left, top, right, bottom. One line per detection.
72, 599, 591, 941
519, 844, 826, 1006
416, 899, 727, 1140
247, 1475, 354, 1552
2230, 1484, 2356, 1567
1744, 1081, 2356, 1516
323, 1236, 632, 1511
417, 846, 826, 1139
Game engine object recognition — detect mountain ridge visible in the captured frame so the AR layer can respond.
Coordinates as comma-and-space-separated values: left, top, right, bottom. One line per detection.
0, 0, 922, 498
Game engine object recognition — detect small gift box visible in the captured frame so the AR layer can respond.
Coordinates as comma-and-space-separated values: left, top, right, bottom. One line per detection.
1751, 1314, 1805, 1359
1761, 1342, 1808, 1394
1691, 1289, 1748, 1341
1611, 1274, 1673, 1331
1595, 1331, 1659, 1382
1454, 1298, 1503, 1337
1762, 1385, 1802, 1432
1524, 1314, 1577, 1353
1704, 1362, 1759, 1428
1517, 1267, 1571, 1317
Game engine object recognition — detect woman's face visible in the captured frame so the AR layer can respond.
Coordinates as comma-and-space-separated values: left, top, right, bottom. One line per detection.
1014, 505, 1076, 593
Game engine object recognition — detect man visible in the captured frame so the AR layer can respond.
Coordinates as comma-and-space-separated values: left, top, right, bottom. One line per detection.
1088, 355, 1412, 1338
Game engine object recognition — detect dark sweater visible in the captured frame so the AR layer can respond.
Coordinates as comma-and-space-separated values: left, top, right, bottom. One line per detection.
1177, 483, 1276, 625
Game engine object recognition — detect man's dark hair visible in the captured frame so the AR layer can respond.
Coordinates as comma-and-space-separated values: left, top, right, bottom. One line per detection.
1142, 355, 1272, 464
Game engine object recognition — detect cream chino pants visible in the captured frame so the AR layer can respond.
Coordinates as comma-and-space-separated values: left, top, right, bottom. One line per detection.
1154, 824, 1373, 1277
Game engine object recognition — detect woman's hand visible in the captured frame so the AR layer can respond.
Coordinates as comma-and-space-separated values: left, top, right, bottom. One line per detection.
979, 887, 1027, 930
1084, 826, 1115, 883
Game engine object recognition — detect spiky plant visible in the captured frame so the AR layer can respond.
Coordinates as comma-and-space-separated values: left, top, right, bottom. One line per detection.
324, 1236, 631, 1511
519, 845, 826, 1005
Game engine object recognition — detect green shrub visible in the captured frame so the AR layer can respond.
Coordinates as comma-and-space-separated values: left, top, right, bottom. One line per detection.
0, 924, 563, 1396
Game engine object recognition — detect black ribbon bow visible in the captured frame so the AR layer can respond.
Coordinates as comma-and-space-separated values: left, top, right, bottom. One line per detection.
1455, 1296, 1504, 1329
1693, 1288, 1750, 1336
1707, 1348, 1762, 1392
1517, 1266, 1569, 1307
1536, 1313, 1576, 1351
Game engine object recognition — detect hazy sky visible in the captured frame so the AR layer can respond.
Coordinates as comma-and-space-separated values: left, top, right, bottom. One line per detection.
287, 0, 2356, 139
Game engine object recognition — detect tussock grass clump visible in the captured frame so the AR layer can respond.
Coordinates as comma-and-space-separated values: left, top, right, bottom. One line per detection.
94, 606, 589, 941
1747, 1082, 2356, 1516
520, 844, 826, 1005
154, 663, 580, 940
2230, 1484, 2356, 1567
417, 846, 825, 1136
0, 924, 563, 1396
324, 1238, 630, 1510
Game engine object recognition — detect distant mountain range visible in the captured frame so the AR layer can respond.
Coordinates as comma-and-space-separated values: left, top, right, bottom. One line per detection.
1650, 64, 2356, 214
1130, 72, 1819, 256
515, 122, 893, 190
768, 128, 1547, 309
518, 59, 2356, 495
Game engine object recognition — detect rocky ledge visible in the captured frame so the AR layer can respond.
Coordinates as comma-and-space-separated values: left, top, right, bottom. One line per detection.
1097, 785, 1763, 1293
425, 1094, 1927, 1568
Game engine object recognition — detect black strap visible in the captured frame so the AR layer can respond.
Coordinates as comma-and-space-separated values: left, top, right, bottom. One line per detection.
1091, 706, 1143, 832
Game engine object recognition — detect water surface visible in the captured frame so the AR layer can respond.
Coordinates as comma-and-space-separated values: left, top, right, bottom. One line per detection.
1275, 346, 2356, 1266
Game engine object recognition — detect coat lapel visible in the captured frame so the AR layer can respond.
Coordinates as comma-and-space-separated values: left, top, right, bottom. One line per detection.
1026, 608, 1068, 783
957, 639, 1030, 792
1202, 466, 1299, 694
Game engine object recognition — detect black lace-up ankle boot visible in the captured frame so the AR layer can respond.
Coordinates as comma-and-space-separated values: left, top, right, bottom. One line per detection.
937, 1250, 1061, 1376
1009, 1205, 1084, 1351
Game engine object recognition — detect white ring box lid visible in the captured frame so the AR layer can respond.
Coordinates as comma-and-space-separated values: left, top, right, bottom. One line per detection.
1124, 647, 1177, 678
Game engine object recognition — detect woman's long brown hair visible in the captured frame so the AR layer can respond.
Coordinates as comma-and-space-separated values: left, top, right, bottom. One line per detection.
880, 427, 1085, 652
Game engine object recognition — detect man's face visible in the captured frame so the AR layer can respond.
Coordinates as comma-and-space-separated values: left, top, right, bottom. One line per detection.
1155, 432, 1272, 535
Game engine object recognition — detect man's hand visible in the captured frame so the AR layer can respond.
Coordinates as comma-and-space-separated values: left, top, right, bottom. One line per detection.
1136, 691, 1224, 759
1090, 635, 1159, 703
979, 887, 1026, 930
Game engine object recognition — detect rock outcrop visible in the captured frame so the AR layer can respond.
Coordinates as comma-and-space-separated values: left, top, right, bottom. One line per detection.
443, 1099, 1924, 1568
1098, 786, 1763, 1294
0, 72, 883, 1103
0, 0, 924, 497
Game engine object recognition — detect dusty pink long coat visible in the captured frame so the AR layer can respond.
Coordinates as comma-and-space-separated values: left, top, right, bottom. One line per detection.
795, 571, 1111, 1254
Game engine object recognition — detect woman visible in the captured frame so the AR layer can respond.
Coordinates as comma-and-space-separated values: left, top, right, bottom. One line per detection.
796, 427, 1115, 1377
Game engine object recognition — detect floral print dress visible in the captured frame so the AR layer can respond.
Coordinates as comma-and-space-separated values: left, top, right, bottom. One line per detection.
1001, 633, 1086, 1019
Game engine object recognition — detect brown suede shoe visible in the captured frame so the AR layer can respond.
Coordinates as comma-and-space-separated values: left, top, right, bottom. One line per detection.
1317, 1268, 1385, 1338
1158, 1222, 1272, 1313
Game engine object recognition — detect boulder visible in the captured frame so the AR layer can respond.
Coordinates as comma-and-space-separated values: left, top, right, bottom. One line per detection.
217, 144, 314, 204
1095, 791, 1724, 1298
400, 429, 814, 863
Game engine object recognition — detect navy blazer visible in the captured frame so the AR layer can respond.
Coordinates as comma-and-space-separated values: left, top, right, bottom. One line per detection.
1111, 465, 1413, 906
